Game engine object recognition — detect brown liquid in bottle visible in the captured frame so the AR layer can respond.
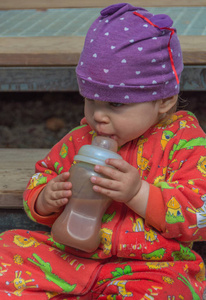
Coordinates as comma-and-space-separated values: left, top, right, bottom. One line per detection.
51, 137, 121, 252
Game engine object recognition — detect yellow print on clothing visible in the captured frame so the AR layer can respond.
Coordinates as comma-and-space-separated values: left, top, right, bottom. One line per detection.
137, 138, 150, 177
13, 235, 40, 248
101, 228, 113, 255
153, 167, 167, 185
166, 197, 185, 224
27, 172, 47, 189
160, 131, 174, 150
141, 285, 163, 299
108, 280, 133, 298
130, 217, 158, 244
6, 271, 38, 297
155, 113, 183, 129
197, 156, 206, 177
146, 261, 174, 270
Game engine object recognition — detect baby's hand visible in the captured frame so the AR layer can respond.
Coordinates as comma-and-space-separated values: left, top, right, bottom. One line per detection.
90, 159, 141, 204
36, 172, 72, 216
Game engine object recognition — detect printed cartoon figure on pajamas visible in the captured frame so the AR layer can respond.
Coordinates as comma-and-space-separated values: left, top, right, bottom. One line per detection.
28, 254, 76, 293
6, 271, 38, 297
197, 156, 206, 177
108, 280, 133, 298
187, 194, 206, 236
101, 228, 113, 255
13, 235, 40, 248
166, 197, 185, 224
27, 173, 47, 189
130, 217, 158, 244
137, 138, 150, 176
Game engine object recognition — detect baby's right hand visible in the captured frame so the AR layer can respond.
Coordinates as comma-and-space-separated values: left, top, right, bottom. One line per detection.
35, 172, 72, 216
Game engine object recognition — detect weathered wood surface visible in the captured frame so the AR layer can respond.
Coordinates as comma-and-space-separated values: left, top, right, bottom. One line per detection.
0, 36, 205, 66
0, 37, 84, 66
0, 148, 49, 208
0, 0, 205, 10
0, 0, 205, 9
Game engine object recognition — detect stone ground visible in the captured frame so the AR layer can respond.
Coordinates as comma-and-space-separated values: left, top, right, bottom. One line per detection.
0, 91, 206, 149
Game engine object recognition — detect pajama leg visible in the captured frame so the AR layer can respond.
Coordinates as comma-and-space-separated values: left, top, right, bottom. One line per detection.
0, 230, 101, 299
92, 259, 205, 300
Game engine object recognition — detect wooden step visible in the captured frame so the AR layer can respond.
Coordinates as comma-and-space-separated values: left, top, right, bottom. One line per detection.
0, 36, 205, 66
0, 0, 205, 10
0, 148, 49, 208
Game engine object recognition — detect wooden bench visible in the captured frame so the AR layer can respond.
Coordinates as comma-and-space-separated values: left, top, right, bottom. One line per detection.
0, 148, 50, 232
0, 0, 205, 92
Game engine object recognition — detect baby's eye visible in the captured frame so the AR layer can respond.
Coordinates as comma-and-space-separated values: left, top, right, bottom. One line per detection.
109, 102, 124, 107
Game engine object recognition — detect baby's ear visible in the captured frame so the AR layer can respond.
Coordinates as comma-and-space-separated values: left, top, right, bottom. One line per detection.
158, 95, 178, 114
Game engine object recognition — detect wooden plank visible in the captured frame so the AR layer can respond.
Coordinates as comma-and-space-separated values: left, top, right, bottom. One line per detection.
0, 36, 84, 66
0, 36, 205, 66
0, 148, 49, 208
180, 36, 206, 65
0, 0, 205, 10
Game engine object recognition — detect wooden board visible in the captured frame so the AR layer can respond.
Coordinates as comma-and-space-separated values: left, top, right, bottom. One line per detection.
0, 36, 205, 66
180, 36, 206, 65
0, 36, 84, 66
0, 0, 205, 10
0, 148, 49, 208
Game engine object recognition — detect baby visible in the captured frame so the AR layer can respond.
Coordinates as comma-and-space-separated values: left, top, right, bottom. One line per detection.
0, 3, 205, 299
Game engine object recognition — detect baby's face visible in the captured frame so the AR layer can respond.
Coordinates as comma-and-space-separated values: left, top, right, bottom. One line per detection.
84, 98, 162, 147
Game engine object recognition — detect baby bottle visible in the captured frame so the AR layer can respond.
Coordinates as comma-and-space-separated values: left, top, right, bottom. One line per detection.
51, 136, 121, 253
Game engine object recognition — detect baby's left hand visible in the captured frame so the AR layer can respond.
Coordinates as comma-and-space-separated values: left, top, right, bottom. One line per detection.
90, 158, 141, 203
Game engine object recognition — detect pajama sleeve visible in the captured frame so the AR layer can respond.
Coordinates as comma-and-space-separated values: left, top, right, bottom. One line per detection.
145, 119, 206, 243
23, 125, 89, 227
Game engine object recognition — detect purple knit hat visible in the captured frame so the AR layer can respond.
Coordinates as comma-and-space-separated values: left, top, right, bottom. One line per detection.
76, 3, 183, 103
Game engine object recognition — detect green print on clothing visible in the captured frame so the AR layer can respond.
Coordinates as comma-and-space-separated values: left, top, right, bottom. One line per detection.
142, 248, 166, 260
178, 273, 200, 300
166, 197, 185, 224
69, 124, 87, 134
172, 244, 196, 261
60, 143, 68, 158
98, 266, 133, 285
169, 137, 206, 160
28, 254, 76, 292
23, 201, 36, 222
91, 253, 100, 259
47, 236, 66, 251
0, 232, 5, 241
28, 173, 47, 189
155, 182, 184, 191
97, 266, 133, 298
111, 266, 133, 279
54, 162, 63, 174
102, 211, 116, 223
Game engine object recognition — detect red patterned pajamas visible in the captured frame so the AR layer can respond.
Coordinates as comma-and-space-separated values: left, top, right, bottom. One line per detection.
0, 111, 205, 299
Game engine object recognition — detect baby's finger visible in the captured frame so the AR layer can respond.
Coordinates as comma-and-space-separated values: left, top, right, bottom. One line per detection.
53, 172, 70, 182
92, 184, 119, 199
53, 181, 72, 192
105, 158, 129, 172
91, 175, 120, 191
94, 164, 121, 181
51, 189, 71, 201
51, 198, 69, 211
